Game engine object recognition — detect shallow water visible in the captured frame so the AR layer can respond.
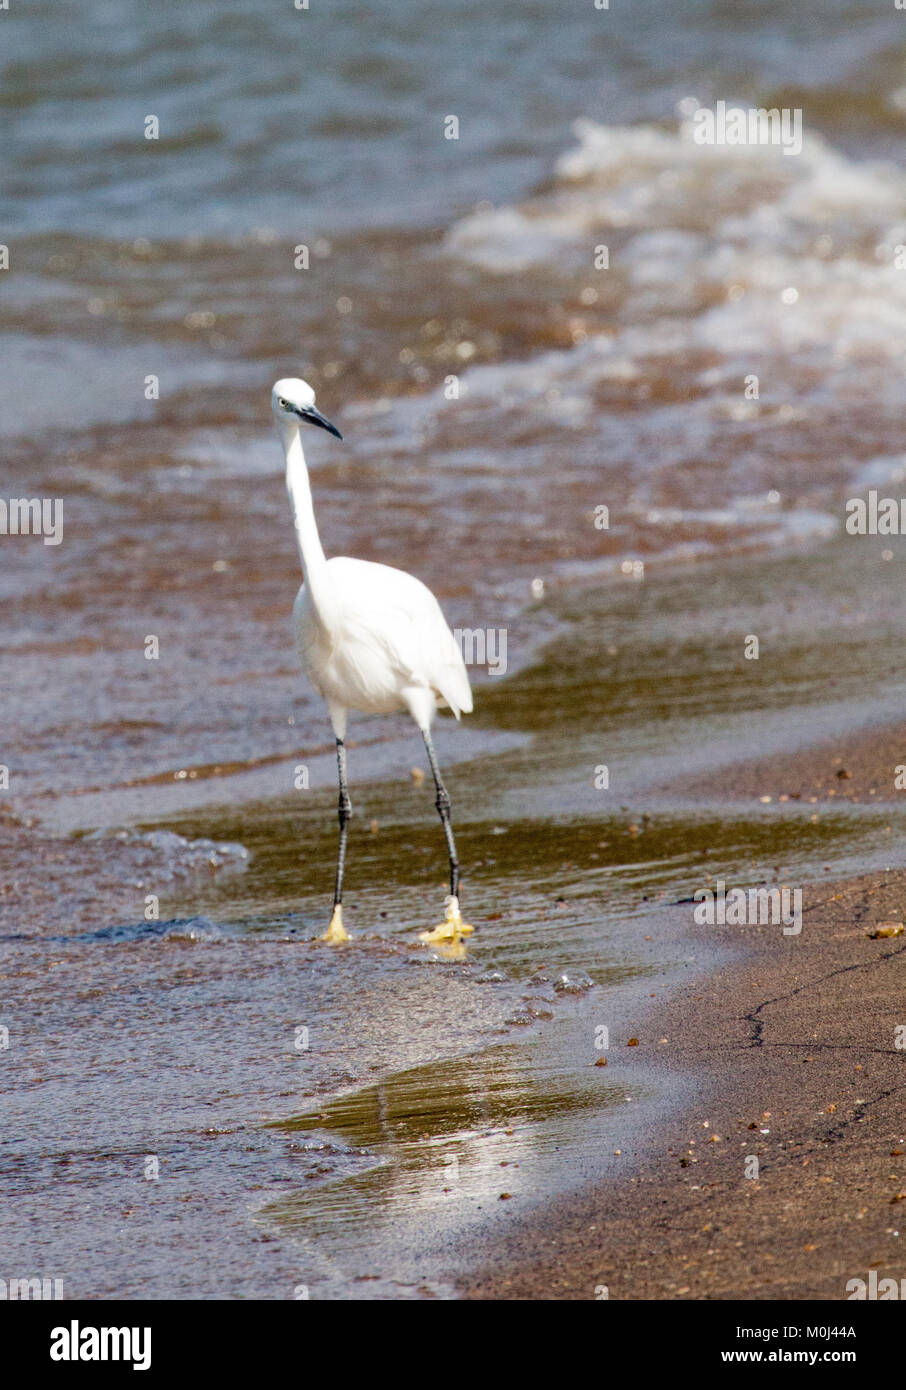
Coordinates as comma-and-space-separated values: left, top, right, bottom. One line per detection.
7, 0, 906, 1297
8, 536, 906, 1295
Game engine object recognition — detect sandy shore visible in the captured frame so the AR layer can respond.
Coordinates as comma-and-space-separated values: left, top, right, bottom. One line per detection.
462, 721, 906, 1300
9, 536, 906, 1299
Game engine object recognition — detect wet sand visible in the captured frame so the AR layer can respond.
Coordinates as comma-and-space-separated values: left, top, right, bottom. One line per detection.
673, 717, 906, 809
463, 723, 906, 1300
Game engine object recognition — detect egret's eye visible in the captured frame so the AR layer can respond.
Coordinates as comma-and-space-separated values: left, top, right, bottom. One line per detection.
279, 398, 288, 408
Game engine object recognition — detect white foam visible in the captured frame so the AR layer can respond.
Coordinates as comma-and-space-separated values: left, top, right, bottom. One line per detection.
445, 118, 906, 419
447, 121, 906, 365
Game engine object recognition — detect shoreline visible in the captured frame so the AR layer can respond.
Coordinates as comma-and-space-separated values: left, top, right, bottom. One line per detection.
9, 539, 906, 1298
460, 723, 906, 1300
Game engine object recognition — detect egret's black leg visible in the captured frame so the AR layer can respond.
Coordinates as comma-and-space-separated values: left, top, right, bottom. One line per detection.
417, 730, 474, 945
334, 738, 352, 904
323, 738, 351, 942
422, 729, 460, 899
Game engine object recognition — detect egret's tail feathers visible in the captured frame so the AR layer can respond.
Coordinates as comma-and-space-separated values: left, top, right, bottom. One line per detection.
436, 667, 473, 720
435, 627, 473, 719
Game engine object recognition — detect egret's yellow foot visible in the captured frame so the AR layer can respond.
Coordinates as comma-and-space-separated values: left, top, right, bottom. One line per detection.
419, 895, 475, 945
321, 905, 350, 943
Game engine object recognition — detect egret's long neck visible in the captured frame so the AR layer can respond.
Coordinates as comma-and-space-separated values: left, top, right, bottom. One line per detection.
283, 421, 330, 616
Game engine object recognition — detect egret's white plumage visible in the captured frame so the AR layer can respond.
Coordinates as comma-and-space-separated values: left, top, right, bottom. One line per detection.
272, 377, 473, 945
293, 557, 473, 730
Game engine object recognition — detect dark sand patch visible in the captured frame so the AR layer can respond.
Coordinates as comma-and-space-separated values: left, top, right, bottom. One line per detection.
665, 717, 906, 810
461, 730, 906, 1300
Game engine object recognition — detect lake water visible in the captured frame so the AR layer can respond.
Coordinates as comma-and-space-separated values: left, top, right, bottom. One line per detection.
5, 0, 906, 1298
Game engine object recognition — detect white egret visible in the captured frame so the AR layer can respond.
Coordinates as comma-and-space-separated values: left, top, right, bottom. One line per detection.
272, 377, 474, 946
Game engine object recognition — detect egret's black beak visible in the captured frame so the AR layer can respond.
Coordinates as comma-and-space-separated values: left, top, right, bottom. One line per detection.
296, 405, 342, 440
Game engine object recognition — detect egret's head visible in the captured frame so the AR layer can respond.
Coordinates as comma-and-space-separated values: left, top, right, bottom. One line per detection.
271, 378, 342, 439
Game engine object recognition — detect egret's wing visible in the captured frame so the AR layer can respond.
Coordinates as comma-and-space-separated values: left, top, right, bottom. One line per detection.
344, 602, 472, 718
327, 557, 474, 717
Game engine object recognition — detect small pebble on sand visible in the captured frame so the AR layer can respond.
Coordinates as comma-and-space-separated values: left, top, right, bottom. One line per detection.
869, 922, 904, 938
